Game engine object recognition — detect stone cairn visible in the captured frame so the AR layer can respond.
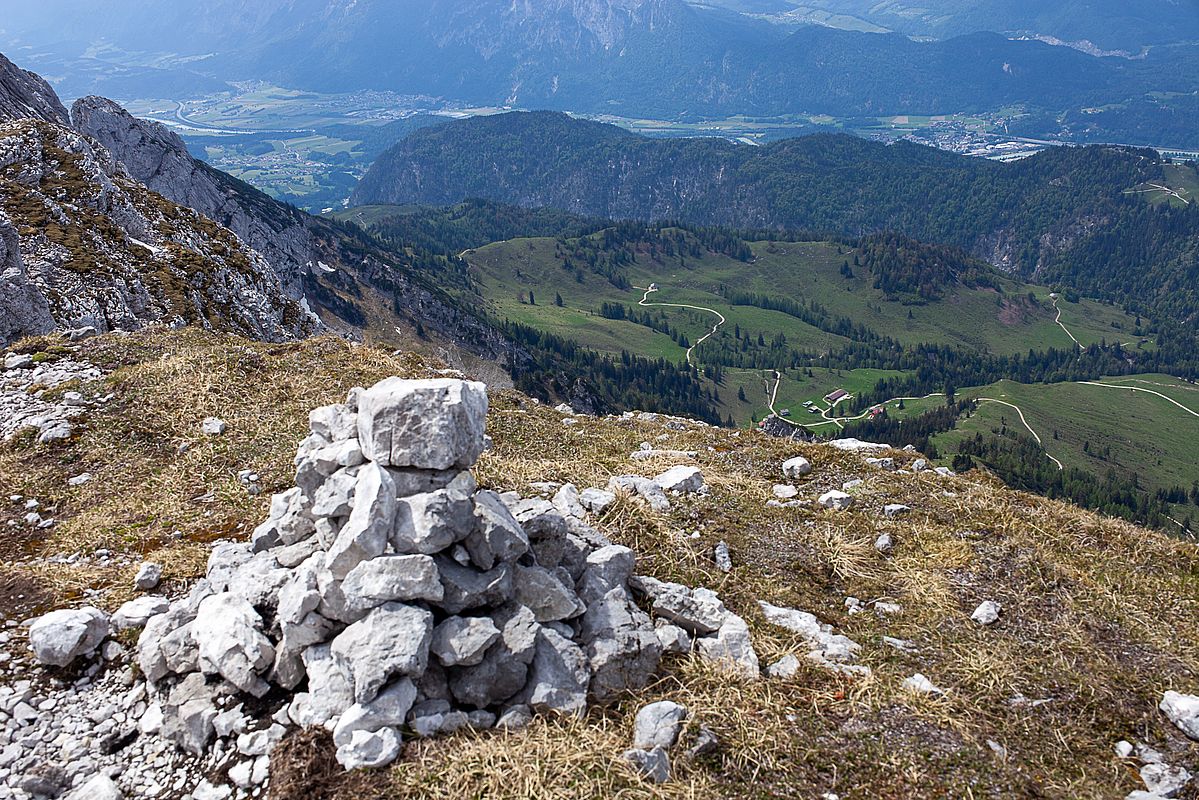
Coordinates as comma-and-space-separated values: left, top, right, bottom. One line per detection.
122, 378, 759, 772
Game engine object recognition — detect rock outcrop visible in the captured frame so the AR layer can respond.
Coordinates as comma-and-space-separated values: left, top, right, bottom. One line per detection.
0, 52, 69, 126
0, 209, 55, 345
71, 96, 318, 301
0, 119, 318, 346
68, 94, 523, 361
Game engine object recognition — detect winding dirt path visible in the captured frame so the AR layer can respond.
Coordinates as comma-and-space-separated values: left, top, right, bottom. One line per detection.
1123, 184, 1191, 205
637, 286, 726, 367
633, 285, 1191, 476
1078, 381, 1199, 418
976, 397, 1065, 471
768, 368, 942, 431
1051, 295, 1081, 348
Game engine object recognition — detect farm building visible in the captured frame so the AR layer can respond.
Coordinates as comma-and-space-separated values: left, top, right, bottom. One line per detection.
824, 388, 850, 404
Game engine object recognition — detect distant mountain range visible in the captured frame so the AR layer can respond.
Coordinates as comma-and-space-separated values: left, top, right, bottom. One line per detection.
2, 0, 1198, 150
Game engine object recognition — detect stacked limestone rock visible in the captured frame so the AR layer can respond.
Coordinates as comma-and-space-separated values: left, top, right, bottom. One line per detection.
132, 377, 752, 773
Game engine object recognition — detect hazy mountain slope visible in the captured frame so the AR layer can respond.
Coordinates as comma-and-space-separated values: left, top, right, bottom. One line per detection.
4, 0, 1197, 134
742, 0, 1199, 51
0, 52, 69, 125
350, 111, 1142, 239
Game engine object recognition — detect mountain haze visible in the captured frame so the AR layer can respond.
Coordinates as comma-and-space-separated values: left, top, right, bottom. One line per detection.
3, 0, 1197, 149
709, 0, 1199, 51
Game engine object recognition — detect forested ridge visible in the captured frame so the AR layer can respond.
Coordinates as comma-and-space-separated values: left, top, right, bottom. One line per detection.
354, 113, 1199, 332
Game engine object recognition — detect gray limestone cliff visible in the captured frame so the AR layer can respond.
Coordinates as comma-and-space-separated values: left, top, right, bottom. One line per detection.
0, 52, 70, 126
0, 119, 318, 345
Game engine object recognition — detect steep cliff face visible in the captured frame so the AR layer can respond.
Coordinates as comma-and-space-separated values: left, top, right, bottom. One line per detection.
0, 120, 318, 345
69, 95, 519, 362
71, 96, 317, 300
0, 209, 55, 345
0, 53, 69, 126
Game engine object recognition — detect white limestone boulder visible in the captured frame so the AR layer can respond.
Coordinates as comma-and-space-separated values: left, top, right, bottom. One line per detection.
335, 727, 402, 771
431, 616, 502, 667
632, 577, 728, 636
580, 488, 617, 515
309, 403, 358, 443
818, 490, 854, 511
1161, 691, 1199, 741
654, 465, 705, 494
695, 613, 759, 679
331, 602, 433, 704
356, 378, 488, 470
514, 564, 585, 622
29, 606, 109, 667
826, 438, 888, 453
392, 475, 476, 555
192, 594, 275, 698
608, 475, 671, 512
580, 585, 662, 701
465, 490, 530, 570
332, 678, 417, 747
971, 600, 1002, 626
135, 561, 163, 590
521, 627, 591, 717
341, 555, 444, 617
633, 701, 687, 750
782, 456, 812, 478
112, 596, 169, 631
326, 463, 396, 579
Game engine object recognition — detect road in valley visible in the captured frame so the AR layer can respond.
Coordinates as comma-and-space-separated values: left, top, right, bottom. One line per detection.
634, 284, 1197, 478
1078, 381, 1199, 418
1051, 294, 1081, 347
975, 397, 1065, 471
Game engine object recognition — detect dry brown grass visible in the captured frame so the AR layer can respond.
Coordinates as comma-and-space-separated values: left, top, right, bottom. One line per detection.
270, 728, 394, 800
3, 328, 1198, 799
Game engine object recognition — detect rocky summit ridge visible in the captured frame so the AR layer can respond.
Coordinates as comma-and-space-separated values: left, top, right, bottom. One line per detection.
0, 54, 68, 128
1, 327, 1197, 800
0, 52, 518, 363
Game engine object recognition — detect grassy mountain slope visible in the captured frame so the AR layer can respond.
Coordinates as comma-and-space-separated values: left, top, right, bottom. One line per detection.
353, 113, 1199, 330
386, 219, 1199, 533
3, 325, 1197, 798
462, 233, 1134, 363
940, 376, 1199, 497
